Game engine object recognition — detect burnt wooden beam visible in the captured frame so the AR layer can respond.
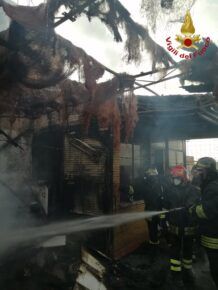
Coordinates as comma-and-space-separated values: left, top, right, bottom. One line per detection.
133, 66, 177, 78
134, 81, 160, 96
0, 128, 32, 152
0, 129, 24, 151
133, 73, 185, 91
54, 0, 98, 27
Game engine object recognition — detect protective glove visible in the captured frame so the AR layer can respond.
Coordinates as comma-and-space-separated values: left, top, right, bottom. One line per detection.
188, 204, 196, 215
168, 207, 187, 215
187, 204, 199, 222
167, 207, 189, 221
178, 207, 190, 219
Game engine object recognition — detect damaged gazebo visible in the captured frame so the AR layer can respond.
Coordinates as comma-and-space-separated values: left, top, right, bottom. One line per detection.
0, 0, 218, 261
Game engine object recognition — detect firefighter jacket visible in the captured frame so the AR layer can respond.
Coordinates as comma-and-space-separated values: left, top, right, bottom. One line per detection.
167, 183, 200, 236
192, 173, 218, 249
144, 175, 168, 211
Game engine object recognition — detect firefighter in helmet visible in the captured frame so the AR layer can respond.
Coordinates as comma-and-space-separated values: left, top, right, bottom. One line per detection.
168, 165, 200, 288
188, 157, 218, 288
144, 167, 168, 254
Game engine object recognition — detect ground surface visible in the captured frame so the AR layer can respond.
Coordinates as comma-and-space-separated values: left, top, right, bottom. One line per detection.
111, 241, 216, 290
0, 238, 216, 290
0, 183, 215, 290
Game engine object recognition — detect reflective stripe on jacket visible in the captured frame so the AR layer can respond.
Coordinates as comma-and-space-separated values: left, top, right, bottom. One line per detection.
196, 178, 218, 239
195, 177, 218, 248
201, 235, 218, 249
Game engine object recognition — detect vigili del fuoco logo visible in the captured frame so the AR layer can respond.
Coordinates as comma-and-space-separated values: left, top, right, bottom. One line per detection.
166, 10, 210, 60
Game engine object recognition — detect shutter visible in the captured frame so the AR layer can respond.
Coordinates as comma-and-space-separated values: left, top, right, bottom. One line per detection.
64, 135, 106, 215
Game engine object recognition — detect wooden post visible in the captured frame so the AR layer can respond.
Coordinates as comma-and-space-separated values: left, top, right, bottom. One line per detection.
165, 138, 169, 172
132, 142, 134, 182
183, 140, 187, 167
112, 135, 120, 213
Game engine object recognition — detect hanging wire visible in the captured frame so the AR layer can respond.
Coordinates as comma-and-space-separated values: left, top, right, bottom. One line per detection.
141, 0, 197, 33
136, 68, 178, 83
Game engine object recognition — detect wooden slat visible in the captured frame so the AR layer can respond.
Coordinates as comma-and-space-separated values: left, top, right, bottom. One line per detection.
64, 136, 105, 215
112, 201, 149, 259
64, 137, 105, 178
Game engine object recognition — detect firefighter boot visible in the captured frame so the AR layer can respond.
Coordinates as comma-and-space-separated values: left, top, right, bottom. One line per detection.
182, 268, 195, 285
147, 242, 160, 264
169, 272, 185, 290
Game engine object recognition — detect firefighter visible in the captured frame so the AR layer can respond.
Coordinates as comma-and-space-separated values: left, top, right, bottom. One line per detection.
191, 164, 201, 190
188, 157, 218, 288
120, 167, 134, 203
167, 165, 200, 288
144, 167, 168, 251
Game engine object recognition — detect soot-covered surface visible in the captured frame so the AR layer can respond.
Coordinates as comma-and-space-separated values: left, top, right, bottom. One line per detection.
110, 241, 216, 290
0, 237, 216, 290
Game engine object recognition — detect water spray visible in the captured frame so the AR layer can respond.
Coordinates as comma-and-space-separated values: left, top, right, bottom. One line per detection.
0, 208, 184, 248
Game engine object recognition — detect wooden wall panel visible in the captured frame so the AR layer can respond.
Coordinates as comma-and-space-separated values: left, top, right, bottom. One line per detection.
112, 201, 149, 259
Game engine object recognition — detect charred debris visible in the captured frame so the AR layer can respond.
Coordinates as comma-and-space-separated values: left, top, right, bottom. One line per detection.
0, 0, 218, 290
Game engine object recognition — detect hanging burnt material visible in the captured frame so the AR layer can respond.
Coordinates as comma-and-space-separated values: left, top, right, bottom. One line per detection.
81, 74, 136, 147
48, 0, 175, 66
0, 0, 175, 93
0, 84, 62, 118
0, 1, 105, 90
122, 91, 138, 142
141, 0, 196, 33
0, 0, 175, 143
179, 41, 218, 93
161, 0, 174, 9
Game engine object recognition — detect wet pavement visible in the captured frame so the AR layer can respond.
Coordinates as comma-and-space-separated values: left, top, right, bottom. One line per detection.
113, 241, 216, 290
0, 233, 216, 290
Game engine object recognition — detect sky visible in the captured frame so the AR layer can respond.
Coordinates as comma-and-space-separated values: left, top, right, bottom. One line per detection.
186, 139, 218, 162
1, 0, 218, 96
